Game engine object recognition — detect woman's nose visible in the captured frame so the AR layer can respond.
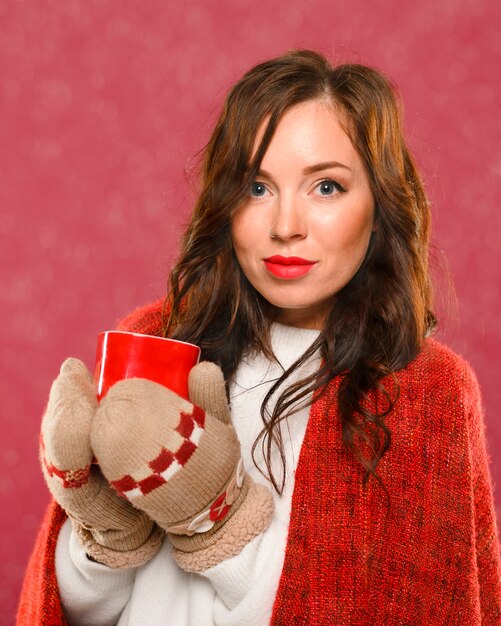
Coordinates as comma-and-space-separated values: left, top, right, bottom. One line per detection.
269, 196, 307, 241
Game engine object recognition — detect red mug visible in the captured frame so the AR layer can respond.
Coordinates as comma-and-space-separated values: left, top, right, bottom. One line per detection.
94, 331, 201, 400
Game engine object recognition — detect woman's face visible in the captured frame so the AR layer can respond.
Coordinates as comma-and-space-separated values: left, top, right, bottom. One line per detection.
231, 99, 375, 330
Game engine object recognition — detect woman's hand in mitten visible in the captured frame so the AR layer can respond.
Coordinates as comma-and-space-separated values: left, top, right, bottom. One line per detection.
40, 358, 163, 568
91, 362, 274, 572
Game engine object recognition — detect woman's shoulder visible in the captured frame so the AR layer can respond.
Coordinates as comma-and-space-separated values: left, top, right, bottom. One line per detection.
116, 298, 166, 336
399, 336, 481, 403
413, 336, 476, 376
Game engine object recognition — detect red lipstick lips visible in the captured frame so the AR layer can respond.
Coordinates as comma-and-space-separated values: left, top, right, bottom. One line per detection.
263, 255, 317, 279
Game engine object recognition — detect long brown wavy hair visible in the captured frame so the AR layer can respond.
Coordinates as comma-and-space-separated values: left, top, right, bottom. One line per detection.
164, 50, 436, 494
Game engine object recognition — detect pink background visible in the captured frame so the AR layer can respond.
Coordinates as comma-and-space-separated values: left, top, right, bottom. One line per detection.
1, 1, 500, 621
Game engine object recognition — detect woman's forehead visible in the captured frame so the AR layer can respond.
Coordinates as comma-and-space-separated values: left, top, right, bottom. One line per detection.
249, 99, 358, 169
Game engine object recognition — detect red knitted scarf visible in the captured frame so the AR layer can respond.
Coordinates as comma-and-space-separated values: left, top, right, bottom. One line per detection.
270, 342, 501, 623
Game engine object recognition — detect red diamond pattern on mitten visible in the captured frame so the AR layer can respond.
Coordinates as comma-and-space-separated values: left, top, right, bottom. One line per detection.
111, 404, 205, 499
41, 436, 91, 489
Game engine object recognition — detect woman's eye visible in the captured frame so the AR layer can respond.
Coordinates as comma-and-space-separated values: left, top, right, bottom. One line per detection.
250, 182, 268, 197
315, 180, 344, 196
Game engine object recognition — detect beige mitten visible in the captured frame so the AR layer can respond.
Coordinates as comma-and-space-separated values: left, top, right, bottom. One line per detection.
40, 358, 163, 568
91, 362, 274, 572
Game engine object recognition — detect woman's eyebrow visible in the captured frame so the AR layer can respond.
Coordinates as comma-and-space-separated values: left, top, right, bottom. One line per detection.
256, 161, 352, 179
303, 161, 352, 175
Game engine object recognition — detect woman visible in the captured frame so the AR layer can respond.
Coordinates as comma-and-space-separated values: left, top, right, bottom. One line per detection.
17, 50, 501, 625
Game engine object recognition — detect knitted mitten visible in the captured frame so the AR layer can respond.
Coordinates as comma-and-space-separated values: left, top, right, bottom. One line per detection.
40, 358, 164, 568
91, 361, 274, 572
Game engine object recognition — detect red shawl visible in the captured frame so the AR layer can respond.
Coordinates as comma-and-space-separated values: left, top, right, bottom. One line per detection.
17, 301, 501, 624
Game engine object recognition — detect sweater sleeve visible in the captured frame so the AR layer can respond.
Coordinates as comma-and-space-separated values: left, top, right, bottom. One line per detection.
54, 507, 285, 626
198, 484, 291, 625
55, 519, 135, 626
464, 365, 501, 623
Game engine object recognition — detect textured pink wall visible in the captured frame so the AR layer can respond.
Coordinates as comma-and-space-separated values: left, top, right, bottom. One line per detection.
1, 1, 500, 621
